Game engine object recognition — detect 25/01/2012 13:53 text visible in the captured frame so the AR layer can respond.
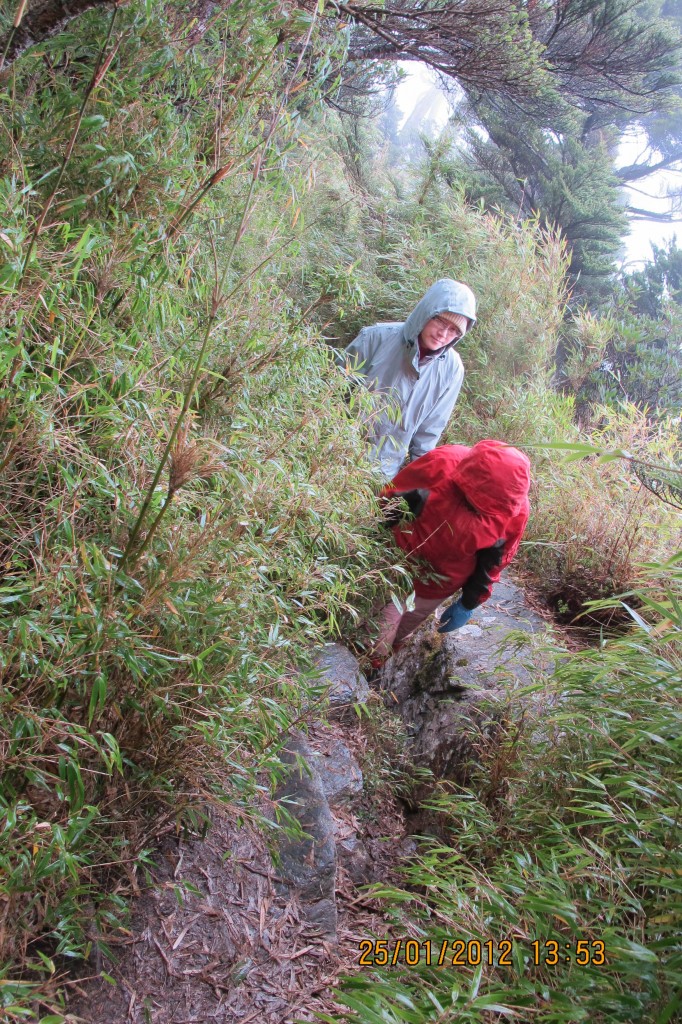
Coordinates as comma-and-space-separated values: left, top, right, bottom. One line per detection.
358, 939, 607, 968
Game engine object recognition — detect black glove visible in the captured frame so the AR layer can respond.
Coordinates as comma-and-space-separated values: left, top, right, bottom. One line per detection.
460, 538, 505, 610
379, 488, 430, 527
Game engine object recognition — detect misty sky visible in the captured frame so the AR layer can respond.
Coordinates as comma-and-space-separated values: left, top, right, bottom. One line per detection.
394, 66, 680, 267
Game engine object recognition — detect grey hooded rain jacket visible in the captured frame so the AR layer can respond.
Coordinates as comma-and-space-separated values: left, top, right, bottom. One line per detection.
340, 279, 473, 478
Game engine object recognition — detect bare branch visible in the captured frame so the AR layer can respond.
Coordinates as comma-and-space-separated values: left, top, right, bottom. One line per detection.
618, 150, 682, 182
627, 206, 682, 221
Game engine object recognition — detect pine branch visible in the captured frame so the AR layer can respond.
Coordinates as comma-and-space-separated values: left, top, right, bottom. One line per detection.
617, 150, 682, 182
627, 206, 682, 221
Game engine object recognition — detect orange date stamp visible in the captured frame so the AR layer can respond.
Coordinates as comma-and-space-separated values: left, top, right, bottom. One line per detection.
358, 938, 607, 968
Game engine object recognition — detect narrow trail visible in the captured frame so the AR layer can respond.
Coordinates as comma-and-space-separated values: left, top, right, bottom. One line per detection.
69, 576, 551, 1024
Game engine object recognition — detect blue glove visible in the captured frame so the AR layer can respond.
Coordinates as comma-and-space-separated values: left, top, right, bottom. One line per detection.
438, 598, 474, 633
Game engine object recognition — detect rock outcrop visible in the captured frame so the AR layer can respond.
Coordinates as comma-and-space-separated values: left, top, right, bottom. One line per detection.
270, 645, 371, 938
377, 576, 550, 784
316, 642, 370, 720
273, 731, 339, 939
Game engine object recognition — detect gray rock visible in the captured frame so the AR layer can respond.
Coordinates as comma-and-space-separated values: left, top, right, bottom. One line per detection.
303, 897, 337, 933
315, 643, 369, 719
336, 835, 373, 884
397, 836, 418, 859
308, 737, 363, 807
272, 731, 337, 940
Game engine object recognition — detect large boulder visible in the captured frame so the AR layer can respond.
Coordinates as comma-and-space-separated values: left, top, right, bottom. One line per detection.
308, 734, 364, 808
314, 643, 369, 720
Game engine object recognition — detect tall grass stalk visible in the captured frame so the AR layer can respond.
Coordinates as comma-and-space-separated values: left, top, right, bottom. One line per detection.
0, 0, 28, 72
118, 13, 318, 570
16, 7, 120, 286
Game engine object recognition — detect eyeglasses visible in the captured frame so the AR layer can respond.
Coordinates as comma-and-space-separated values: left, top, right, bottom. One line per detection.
431, 315, 464, 339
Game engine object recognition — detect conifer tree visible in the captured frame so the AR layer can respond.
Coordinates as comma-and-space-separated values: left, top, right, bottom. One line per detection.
624, 236, 682, 314
445, 102, 627, 304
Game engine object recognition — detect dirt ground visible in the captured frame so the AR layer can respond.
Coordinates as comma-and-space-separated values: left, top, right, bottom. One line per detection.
65, 729, 411, 1024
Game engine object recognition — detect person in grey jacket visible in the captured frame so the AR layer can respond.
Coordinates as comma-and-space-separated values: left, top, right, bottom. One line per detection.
338, 279, 477, 478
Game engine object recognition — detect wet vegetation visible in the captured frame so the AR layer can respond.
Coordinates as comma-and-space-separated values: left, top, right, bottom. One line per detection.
0, 1, 680, 1020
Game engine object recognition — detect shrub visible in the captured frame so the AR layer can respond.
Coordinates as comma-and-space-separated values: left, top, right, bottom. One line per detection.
0, 3, 397, 1015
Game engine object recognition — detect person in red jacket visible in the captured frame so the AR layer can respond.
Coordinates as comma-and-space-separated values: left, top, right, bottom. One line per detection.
373, 439, 531, 659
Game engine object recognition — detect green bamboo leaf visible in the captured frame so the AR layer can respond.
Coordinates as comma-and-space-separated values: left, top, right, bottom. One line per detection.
337, 993, 386, 1023
81, 115, 108, 131
656, 988, 682, 1024
620, 602, 651, 632
88, 675, 107, 725
468, 963, 483, 1000
471, 994, 518, 1015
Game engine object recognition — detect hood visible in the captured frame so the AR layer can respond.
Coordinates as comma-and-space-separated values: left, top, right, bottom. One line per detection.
403, 279, 477, 348
451, 440, 531, 518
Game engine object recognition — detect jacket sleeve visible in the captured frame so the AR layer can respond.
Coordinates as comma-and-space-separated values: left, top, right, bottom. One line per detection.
460, 513, 529, 607
408, 359, 464, 460
460, 540, 505, 609
334, 327, 375, 375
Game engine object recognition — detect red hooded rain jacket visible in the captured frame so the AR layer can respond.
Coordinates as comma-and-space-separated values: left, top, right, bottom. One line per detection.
386, 440, 531, 601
